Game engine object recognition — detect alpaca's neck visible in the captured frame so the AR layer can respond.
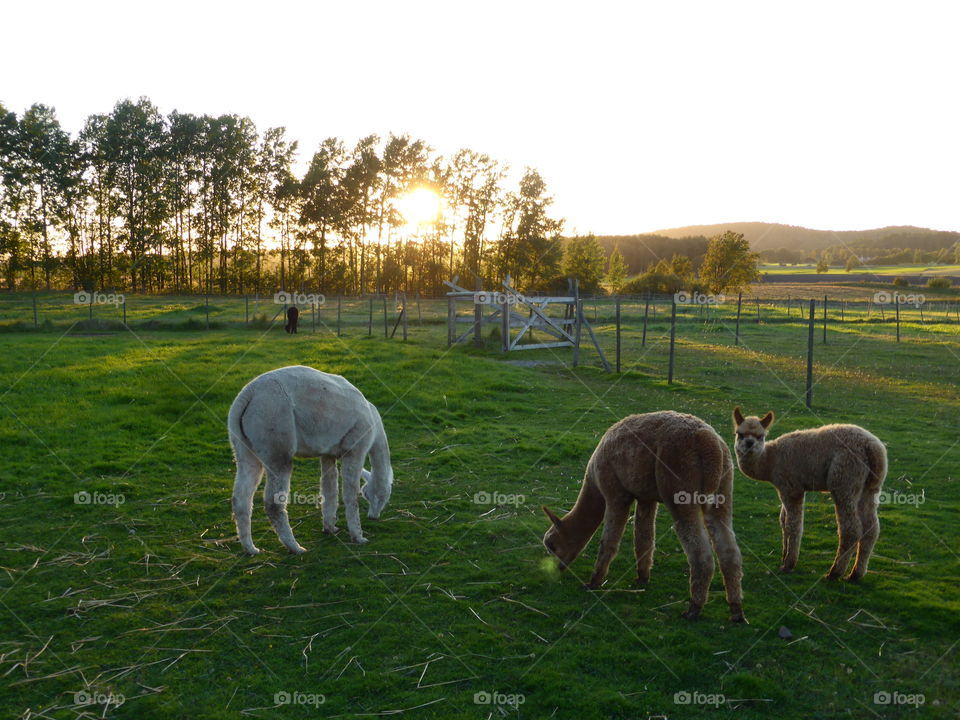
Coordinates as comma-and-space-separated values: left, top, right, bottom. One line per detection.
560, 474, 605, 551
738, 442, 777, 485
368, 423, 391, 475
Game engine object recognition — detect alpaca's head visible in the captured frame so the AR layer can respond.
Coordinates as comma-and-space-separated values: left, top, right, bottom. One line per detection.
541, 506, 583, 570
361, 466, 393, 519
732, 406, 774, 457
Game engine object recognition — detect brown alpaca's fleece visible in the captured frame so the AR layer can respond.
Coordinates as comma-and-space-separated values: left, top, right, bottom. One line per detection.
543, 411, 746, 623
732, 407, 887, 581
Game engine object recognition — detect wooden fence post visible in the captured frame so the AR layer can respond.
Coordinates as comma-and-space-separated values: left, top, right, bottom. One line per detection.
895, 297, 901, 342
668, 298, 677, 384
806, 299, 815, 408
822, 295, 827, 344
642, 293, 650, 347
615, 297, 621, 373
735, 292, 742, 345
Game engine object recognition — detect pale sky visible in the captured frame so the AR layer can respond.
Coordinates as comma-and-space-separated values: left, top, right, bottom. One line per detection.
3, 0, 958, 235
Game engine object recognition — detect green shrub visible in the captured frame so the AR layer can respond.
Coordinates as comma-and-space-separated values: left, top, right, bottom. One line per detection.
892, 277, 910, 287
927, 277, 952, 289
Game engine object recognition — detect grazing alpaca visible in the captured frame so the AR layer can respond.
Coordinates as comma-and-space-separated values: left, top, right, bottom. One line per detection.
228, 365, 393, 554
731, 407, 887, 580
284, 306, 299, 333
542, 411, 746, 622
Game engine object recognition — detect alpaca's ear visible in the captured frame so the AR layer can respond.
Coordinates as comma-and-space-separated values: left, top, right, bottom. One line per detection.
542, 506, 563, 528
732, 406, 744, 426
760, 411, 775, 429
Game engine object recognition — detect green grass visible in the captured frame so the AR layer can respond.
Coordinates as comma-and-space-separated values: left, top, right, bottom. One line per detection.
760, 263, 960, 277
0, 295, 958, 719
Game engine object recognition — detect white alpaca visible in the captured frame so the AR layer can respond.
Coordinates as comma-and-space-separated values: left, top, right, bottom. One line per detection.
228, 365, 393, 554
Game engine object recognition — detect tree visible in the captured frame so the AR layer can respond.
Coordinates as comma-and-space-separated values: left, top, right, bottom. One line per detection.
670, 253, 693, 283
698, 231, 760, 294
816, 258, 829, 273
606, 244, 627, 293
562, 234, 606, 292
502, 168, 563, 291
845, 255, 860, 272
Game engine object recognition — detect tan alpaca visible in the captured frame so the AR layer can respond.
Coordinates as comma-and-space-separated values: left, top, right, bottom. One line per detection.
731, 407, 887, 581
542, 411, 746, 622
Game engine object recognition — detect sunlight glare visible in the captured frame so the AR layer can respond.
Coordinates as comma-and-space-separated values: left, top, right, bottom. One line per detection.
396, 187, 443, 227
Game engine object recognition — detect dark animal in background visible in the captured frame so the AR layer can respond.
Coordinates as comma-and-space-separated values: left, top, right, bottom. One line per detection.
285, 306, 299, 334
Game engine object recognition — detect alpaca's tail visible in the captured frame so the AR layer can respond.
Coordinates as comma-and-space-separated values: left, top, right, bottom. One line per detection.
227, 383, 255, 459
865, 437, 888, 492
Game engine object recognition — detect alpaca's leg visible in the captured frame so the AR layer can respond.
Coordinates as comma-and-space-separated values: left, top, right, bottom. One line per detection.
232, 448, 264, 555
779, 504, 788, 567
263, 464, 306, 554
848, 490, 880, 581
704, 502, 746, 623
826, 491, 861, 580
587, 499, 631, 589
634, 500, 658, 584
671, 505, 714, 619
340, 454, 368, 544
320, 455, 340, 534
779, 493, 805, 573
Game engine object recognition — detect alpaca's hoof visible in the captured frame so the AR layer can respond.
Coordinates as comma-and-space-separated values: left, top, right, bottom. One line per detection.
635, 574, 650, 585
779, 564, 795, 574
351, 535, 369, 545
845, 572, 864, 583
243, 546, 261, 556
681, 604, 702, 620
729, 606, 748, 624
585, 577, 604, 590
287, 544, 308, 555
323, 525, 340, 535
824, 570, 842, 581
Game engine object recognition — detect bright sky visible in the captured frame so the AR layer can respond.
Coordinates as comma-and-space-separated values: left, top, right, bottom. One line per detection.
3, 0, 958, 235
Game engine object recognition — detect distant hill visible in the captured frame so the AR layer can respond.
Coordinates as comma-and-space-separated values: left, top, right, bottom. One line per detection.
650, 223, 960, 252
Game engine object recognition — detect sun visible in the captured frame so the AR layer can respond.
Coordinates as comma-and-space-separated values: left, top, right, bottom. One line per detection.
396, 187, 443, 227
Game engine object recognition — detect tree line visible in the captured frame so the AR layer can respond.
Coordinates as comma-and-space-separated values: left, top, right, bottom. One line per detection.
0, 97, 569, 296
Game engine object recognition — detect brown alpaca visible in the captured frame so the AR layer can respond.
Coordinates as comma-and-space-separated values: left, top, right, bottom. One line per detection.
732, 407, 887, 581
542, 411, 745, 622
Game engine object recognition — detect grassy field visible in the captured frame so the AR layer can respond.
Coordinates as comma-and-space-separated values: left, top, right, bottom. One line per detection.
760, 263, 960, 277
1, 292, 958, 719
